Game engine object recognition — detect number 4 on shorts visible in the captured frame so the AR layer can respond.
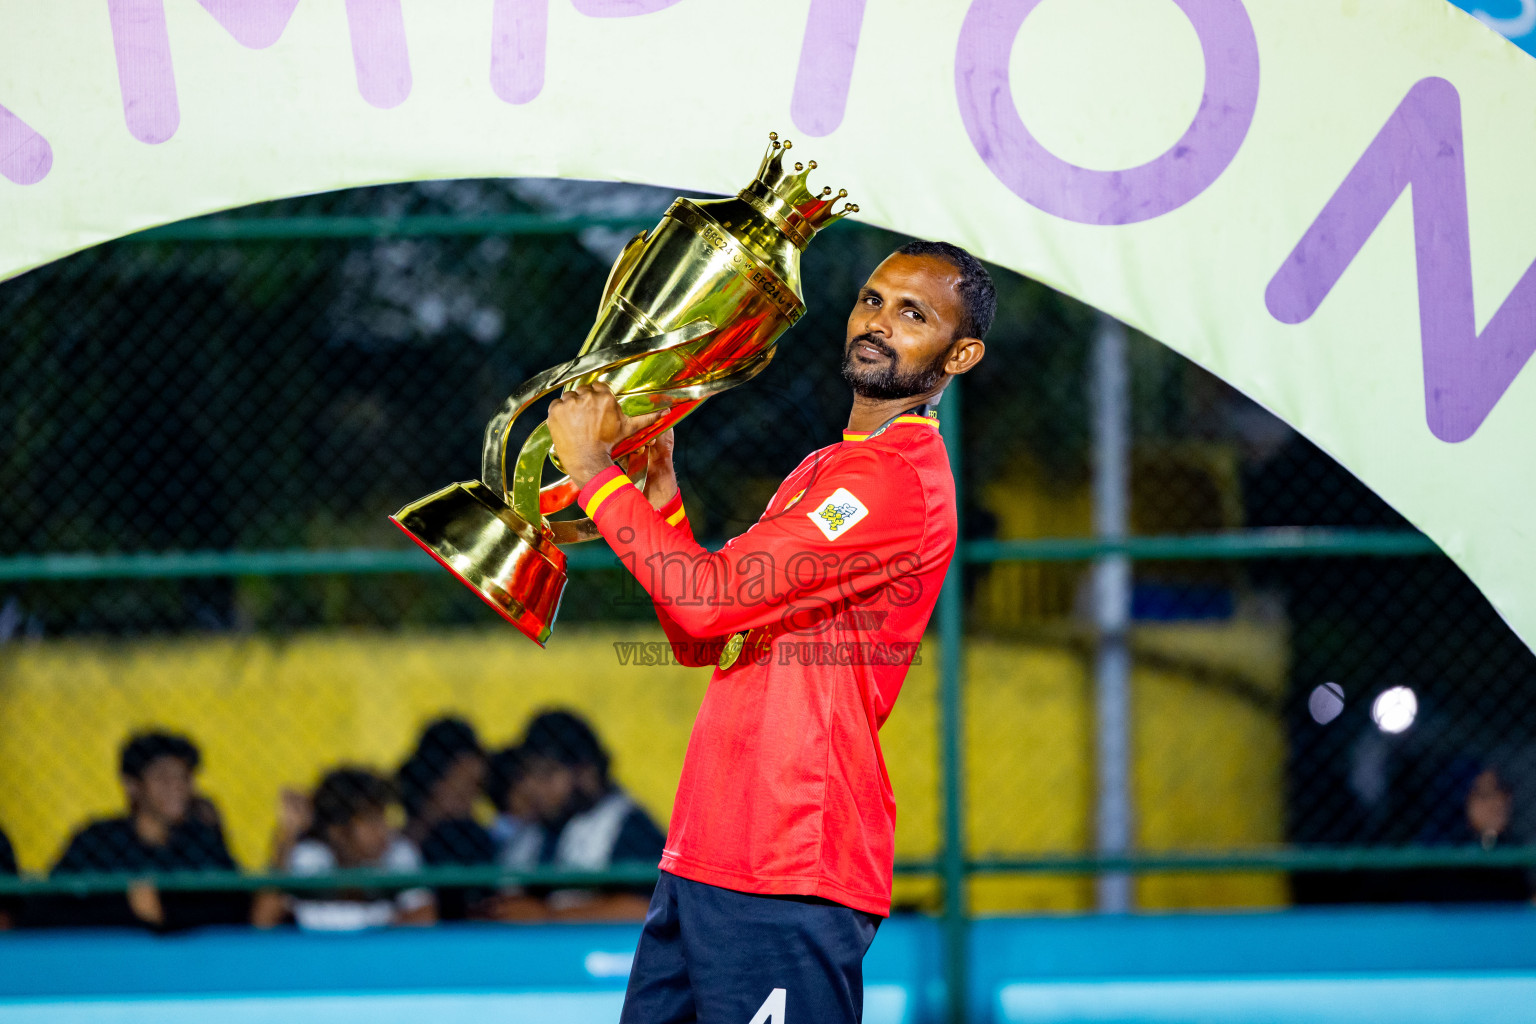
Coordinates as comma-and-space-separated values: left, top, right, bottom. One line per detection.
747, 987, 786, 1024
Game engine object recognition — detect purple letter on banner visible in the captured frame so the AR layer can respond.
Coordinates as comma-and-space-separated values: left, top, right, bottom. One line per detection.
0, 104, 52, 185
492, 0, 548, 105
1266, 77, 1536, 444
108, 0, 180, 144
110, 0, 404, 140
792, 0, 867, 137
954, 0, 1259, 225
346, 0, 412, 109
197, 0, 301, 48
571, 0, 683, 12
108, 0, 301, 144
493, 0, 683, 107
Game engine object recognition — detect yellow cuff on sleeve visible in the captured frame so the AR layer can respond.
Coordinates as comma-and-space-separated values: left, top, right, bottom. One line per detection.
582, 473, 632, 518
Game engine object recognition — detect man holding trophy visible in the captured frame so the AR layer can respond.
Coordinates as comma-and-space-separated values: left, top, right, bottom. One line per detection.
547, 236, 992, 1022
395, 133, 992, 1021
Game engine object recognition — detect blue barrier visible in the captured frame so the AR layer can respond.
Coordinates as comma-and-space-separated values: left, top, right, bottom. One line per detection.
0, 918, 934, 1024
0, 909, 1532, 1023
970, 907, 1536, 1023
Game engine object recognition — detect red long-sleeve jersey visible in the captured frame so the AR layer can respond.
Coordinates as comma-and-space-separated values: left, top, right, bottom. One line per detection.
577, 413, 956, 916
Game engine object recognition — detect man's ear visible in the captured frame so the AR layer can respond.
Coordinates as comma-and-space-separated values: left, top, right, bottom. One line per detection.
946, 337, 986, 376
121, 775, 143, 806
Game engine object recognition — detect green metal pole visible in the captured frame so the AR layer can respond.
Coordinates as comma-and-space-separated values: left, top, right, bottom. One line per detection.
0, 530, 1438, 583
938, 381, 968, 1024
0, 545, 623, 581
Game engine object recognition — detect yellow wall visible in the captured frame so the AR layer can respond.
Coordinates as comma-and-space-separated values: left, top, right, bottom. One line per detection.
0, 625, 1285, 911
970, 443, 1248, 627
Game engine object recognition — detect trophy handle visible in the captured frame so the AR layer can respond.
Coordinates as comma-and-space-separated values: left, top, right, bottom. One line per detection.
478, 320, 716, 500
519, 342, 781, 542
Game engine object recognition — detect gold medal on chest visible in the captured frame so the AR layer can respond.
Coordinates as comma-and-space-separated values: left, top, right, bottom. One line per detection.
718, 631, 747, 670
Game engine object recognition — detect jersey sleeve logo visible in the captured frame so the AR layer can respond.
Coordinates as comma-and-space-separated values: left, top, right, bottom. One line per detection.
808, 487, 869, 541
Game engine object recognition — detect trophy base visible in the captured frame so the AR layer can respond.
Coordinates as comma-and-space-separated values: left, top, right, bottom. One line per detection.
390, 480, 567, 647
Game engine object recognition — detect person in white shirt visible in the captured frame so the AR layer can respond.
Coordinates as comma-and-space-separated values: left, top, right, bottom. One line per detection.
484, 711, 664, 922
261, 767, 436, 931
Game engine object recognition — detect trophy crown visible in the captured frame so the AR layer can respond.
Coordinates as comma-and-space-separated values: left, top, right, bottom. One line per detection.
745, 132, 858, 249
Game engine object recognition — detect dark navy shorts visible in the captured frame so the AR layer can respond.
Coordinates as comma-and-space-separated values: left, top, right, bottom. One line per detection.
620, 870, 881, 1024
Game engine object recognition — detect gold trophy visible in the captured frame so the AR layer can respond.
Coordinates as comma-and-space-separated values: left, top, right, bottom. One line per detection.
391, 134, 856, 646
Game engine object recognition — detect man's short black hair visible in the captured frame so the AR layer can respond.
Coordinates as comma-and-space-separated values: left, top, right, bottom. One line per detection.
893, 239, 997, 341
522, 709, 610, 783
119, 731, 200, 780
312, 767, 395, 831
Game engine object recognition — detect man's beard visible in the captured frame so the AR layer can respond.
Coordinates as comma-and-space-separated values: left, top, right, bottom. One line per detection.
840, 333, 950, 400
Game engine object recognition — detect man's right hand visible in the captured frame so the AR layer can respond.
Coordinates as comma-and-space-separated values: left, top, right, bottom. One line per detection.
547, 382, 664, 490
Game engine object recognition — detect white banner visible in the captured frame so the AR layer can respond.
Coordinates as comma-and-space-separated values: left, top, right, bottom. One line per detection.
3, 1, 1535, 650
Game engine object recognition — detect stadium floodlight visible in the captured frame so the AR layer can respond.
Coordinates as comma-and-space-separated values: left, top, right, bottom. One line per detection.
1370, 686, 1417, 734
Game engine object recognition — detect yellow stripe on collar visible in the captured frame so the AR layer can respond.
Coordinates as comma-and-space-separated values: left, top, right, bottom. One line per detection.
891, 414, 939, 428
841, 414, 938, 443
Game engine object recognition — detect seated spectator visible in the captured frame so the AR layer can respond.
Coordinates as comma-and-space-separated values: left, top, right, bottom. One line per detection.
0, 824, 17, 930
527, 711, 666, 872
1406, 757, 1533, 904
397, 716, 495, 919
398, 716, 495, 861
486, 744, 543, 871
488, 710, 665, 922
46, 731, 247, 930
276, 767, 436, 931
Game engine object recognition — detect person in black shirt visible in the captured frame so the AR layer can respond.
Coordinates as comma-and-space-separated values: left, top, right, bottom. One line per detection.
45, 731, 248, 930
396, 717, 495, 919
1404, 757, 1533, 904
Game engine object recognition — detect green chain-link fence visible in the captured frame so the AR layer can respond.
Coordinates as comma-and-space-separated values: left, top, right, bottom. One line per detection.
3, 180, 1534, 936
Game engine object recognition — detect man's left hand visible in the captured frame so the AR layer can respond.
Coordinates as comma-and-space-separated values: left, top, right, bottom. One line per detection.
547, 383, 664, 490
